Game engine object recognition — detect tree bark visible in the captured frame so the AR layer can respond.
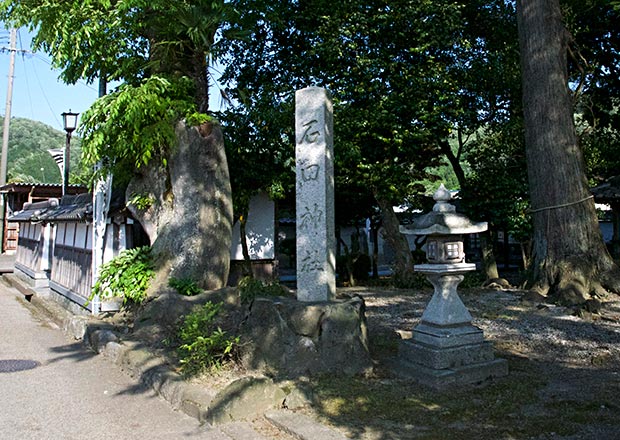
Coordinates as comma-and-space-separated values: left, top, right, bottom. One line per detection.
127, 120, 233, 292
375, 195, 417, 287
336, 233, 355, 287
480, 231, 500, 280
439, 138, 467, 189
517, 0, 620, 304
371, 225, 379, 279
440, 137, 501, 281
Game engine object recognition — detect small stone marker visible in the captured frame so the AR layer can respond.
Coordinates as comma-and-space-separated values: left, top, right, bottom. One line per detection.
295, 87, 336, 302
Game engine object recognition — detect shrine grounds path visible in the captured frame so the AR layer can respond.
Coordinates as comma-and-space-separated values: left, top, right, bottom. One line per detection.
3, 262, 620, 440
0, 282, 271, 440
296, 286, 620, 440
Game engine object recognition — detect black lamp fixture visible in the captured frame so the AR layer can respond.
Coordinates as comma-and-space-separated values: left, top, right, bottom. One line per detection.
61, 110, 79, 196
62, 110, 79, 134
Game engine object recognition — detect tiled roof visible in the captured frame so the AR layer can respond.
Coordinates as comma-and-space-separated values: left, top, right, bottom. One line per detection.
9, 194, 92, 223
9, 191, 131, 224
39, 193, 93, 222
8, 199, 59, 222
592, 176, 620, 203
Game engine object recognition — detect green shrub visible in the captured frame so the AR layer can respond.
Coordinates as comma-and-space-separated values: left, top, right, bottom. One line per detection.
176, 302, 239, 375
127, 192, 155, 211
168, 277, 202, 296
90, 246, 154, 305
238, 276, 287, 304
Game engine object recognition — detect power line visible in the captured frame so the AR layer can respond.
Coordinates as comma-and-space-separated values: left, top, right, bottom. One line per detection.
18, 46, 36, 124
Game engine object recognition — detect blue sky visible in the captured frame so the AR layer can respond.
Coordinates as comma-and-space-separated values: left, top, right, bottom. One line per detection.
0, 28, 101, 131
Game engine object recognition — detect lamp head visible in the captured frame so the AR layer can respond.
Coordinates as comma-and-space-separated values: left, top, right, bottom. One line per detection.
62, 110, 79, 134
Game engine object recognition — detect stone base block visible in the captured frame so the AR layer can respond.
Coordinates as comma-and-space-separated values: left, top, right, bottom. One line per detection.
14, 265, 50, 289
239, 296, 372, 377
395, 356, 508, 389
412, 322, 484, 348
399, 339, 495, 370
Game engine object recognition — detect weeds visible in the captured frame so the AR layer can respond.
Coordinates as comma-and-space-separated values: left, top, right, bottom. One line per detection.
237, 276, 288, 304
176, 301, 239, 376
168, 277, 202, 296
90, 246, 154, 305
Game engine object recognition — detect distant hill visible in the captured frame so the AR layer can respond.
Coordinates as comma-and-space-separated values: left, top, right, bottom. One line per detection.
0, 117, 84, 184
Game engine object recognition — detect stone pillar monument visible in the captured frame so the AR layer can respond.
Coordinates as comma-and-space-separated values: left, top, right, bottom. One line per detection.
295, 87, 336, 302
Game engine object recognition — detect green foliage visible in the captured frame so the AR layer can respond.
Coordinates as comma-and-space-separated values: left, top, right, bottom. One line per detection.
220, 0, 459, 207
80, 76, 196, 182
460, 271, 486, 289
1, 0, 242, 188
90, 246, 154, 305
237, 276, 288, 304
185, 112, 214, 127
392, 271, 430, 290
176, 302, 239, 375
127, 193, 155, 211
461, 120, 532, 243
168, 277, 203, 296
0, 0, 237, 86
351, 254, 371, 282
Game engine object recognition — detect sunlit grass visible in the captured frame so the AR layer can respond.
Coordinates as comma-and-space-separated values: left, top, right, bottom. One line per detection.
305, 359, 614, 439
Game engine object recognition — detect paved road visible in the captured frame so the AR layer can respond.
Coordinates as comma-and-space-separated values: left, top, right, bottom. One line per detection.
0, 283, 222, 440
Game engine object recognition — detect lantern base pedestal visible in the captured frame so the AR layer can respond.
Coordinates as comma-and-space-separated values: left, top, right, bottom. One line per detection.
395, 347, 508, 389
412, 322, 484, 347
396, 322, 508, 388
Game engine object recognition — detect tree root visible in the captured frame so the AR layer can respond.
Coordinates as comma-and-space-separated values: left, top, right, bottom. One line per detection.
528, 257, 620, 307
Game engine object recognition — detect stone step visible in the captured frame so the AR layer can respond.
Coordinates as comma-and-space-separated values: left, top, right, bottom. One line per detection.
216, 421, 270, 440
265, 410, 348, 440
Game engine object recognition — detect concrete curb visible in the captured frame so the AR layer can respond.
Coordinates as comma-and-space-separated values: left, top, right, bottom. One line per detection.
265, 410, 349, 440
2, 274, 348, 440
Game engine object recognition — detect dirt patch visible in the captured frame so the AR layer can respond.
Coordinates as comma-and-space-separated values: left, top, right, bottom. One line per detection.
299, 286, 620, 439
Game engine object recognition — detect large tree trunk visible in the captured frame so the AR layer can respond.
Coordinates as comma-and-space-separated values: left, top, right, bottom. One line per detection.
480, 231, 500, 280
127, 120, 233, 292
517, 0, 620, 304
375, 196, 417, 287
441, 137, 500, 281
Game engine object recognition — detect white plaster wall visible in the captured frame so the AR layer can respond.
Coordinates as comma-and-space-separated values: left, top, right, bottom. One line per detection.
230, 193, 275, 260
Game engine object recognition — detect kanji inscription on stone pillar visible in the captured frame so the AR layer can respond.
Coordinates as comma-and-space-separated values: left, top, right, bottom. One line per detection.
295, 87, 335, 302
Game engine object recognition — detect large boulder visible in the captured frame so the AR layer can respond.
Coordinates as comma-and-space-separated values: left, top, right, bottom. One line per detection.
239, 296, 372, 377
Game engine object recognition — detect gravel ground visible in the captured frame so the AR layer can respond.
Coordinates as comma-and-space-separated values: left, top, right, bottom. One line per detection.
109, 282, 620, 439
349, 285, 620, 369
305, 285, 620, 440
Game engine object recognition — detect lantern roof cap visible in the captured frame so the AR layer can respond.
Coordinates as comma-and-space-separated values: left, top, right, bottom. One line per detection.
400, 184, 488, 236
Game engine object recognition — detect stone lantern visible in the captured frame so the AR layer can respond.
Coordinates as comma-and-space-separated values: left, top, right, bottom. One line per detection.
397, 184, 507, 387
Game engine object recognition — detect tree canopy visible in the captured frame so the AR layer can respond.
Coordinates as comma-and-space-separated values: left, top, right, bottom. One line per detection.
0, 0, 241, 288
4, 0, 620, 294
0, 0, 241, 182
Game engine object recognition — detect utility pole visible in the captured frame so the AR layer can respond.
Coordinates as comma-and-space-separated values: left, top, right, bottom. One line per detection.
91, 75, 111, 315
1, 28, 16, 185
0, 28, 16, 253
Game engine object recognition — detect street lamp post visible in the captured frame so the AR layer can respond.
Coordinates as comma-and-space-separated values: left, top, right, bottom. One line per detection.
61, 110, 79, 196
